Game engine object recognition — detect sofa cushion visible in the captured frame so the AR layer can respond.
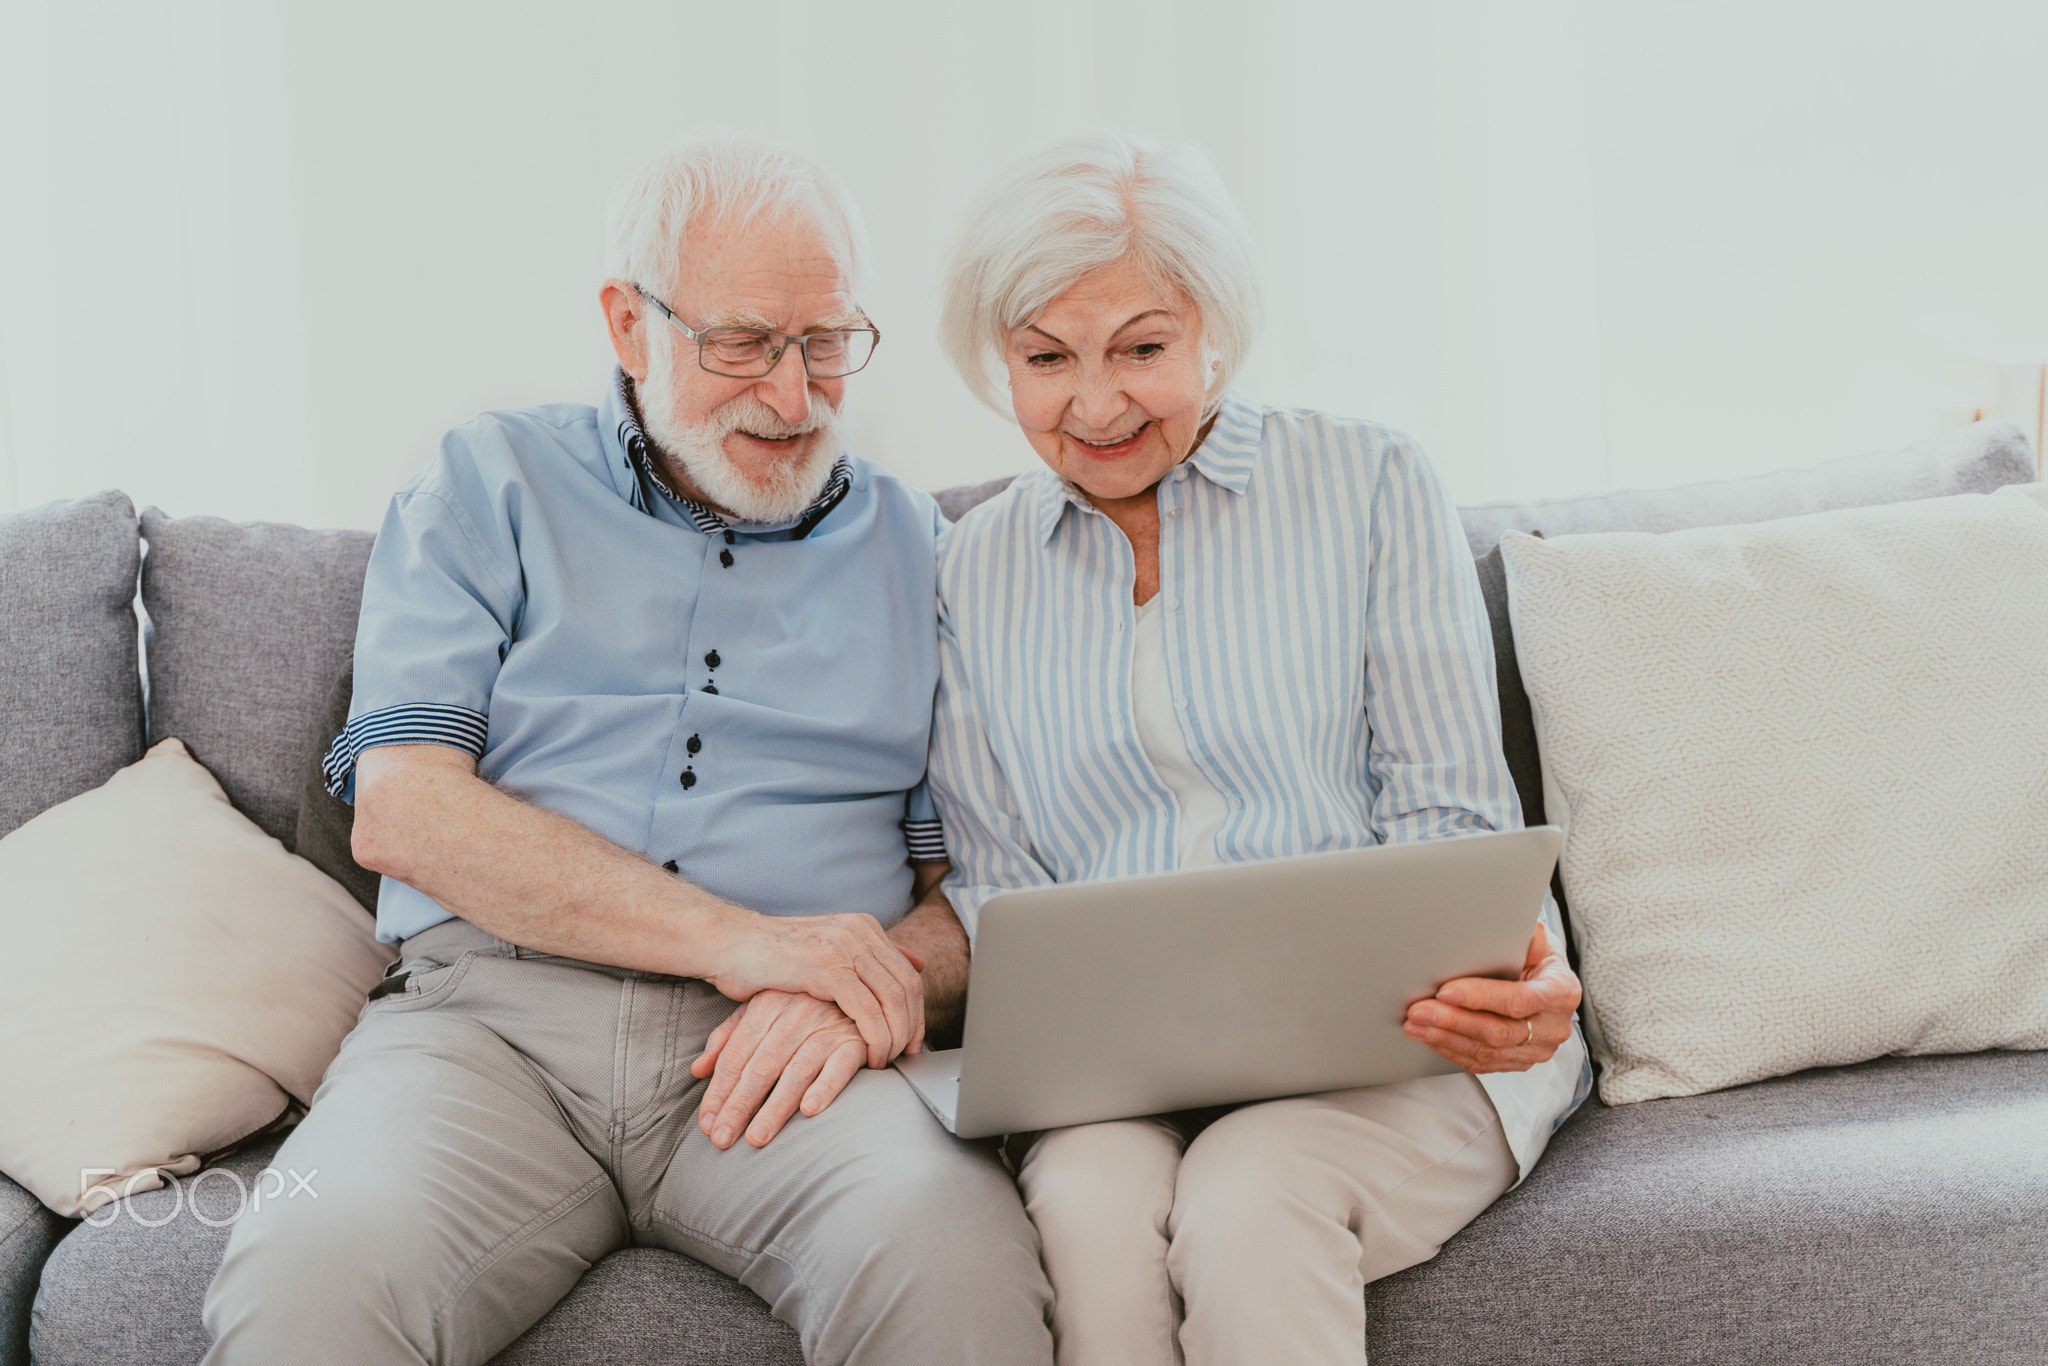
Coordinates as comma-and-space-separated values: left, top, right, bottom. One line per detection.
936, 476, 1017, 525
32, 1139, 284, 1366
29, 1138, 803, 1366
0, 739, 393, 1217
1503, 488, 2048, 1103
0, 490, 143, 841
1459, 418, 2035, 848
294, 661, 379, 914
488, 1248, 802, 1366
33, 1059, 2046, 1366
0, 1173, 70, 1366
1456, 417, 2036, 561
1369, 1049, 2048, 1365
140, 509, 374, 847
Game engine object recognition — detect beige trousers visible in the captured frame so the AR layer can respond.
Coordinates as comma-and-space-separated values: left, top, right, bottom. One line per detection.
202, 919, 1053, 1366
1015, 1071, 1514, 1366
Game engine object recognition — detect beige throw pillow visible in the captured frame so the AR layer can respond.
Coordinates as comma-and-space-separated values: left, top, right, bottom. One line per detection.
1503, 485, 2048, 1105
0, 738, 394, 1215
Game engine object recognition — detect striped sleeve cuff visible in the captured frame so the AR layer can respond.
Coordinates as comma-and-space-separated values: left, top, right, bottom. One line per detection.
321, 703, 490, 799
903, 818, 948, 862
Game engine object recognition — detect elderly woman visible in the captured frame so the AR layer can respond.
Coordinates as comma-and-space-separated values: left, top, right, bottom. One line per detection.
926, 132, 1593, 1366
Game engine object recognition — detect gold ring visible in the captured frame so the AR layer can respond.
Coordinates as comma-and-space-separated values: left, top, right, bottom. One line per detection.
1523, 1019, 1535, 1047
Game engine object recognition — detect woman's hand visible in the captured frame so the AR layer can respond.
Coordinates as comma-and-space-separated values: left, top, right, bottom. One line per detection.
1403, 923, 1581, 1073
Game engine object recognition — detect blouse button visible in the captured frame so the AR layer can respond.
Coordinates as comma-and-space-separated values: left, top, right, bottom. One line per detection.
686, 734, 702, 754
679, 769, 697, 789
719, 549, 734, 568
704, 650, 721, 669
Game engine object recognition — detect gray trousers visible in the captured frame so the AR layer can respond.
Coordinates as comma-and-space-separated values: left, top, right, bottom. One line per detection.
200, 919, 1055, 1366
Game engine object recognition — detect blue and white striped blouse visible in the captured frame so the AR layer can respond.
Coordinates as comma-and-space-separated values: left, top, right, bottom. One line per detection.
928, 390, 1591, 1179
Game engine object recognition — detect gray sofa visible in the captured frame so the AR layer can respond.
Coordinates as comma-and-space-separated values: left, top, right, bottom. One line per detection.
5, 422, 2047, 1365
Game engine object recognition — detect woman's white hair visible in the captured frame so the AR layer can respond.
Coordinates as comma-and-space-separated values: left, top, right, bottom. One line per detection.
940, 130, 1261, 415
605, 135, 870, 301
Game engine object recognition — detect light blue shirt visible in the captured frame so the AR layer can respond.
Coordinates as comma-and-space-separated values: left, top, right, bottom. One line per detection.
326, 370, 946, 944
927, 390, 1592, 1180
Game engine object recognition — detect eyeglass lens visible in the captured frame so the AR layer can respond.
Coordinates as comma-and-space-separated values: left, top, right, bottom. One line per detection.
700, 328, 875, 378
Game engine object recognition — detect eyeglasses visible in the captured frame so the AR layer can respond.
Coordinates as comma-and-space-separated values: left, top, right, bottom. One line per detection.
635, 286, 880, 380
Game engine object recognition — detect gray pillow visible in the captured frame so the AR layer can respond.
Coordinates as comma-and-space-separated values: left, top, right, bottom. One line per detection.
935, 476, 1017, 524
1457, 418, 2036, 561
295, 661, 378, 915
141, 509, 374, 847
0, 1170, 70, 1366
0, 490, 144, 840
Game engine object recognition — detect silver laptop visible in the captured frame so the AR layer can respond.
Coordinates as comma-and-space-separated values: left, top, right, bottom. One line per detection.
894, 826, 1562, 1138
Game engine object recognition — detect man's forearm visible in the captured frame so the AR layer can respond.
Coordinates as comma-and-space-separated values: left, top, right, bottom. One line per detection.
889, 863, 970, 1034
352, 745, 742, 976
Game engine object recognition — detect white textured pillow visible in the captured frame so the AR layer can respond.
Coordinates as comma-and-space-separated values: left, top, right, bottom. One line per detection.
1504, 484, 2048, 1105
0, 738, 393, 1215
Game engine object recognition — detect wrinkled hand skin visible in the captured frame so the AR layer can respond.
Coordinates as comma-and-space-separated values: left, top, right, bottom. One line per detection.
703, 911, 926, 1070
692, 944, 929, 1150
1403, 923, 1582, 1073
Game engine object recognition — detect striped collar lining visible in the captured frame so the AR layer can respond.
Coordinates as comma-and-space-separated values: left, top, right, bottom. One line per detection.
612, 368, 852, 537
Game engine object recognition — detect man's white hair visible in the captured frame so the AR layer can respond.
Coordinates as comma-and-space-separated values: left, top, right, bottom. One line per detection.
605, 135, 870, 300
939, 130, 1261, 415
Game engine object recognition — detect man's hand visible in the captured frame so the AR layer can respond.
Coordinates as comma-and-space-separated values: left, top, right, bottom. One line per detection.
692, 947, 928, 1150
691, 991, 868, 1150
705, 911, 926, 1069
1403, 923, 1581, 1073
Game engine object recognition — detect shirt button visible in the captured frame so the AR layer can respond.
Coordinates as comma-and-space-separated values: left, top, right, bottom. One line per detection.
679, 769, 696, 789
686, 734, 701, 754
704, 650, 721, 669
723, 530, 736, 545
720, 549, 734, 568
1174, 697, 1188, 710
702, 683, 718, 695
1167, 598, 1181, 611
1167, 507, 1181, 519
662, 859, 679, 873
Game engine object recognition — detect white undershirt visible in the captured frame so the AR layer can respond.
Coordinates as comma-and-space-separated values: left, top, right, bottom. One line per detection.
1131, 596, 1228, 870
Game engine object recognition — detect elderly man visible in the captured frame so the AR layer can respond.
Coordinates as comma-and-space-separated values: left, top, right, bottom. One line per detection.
198, 138, 1055, 1366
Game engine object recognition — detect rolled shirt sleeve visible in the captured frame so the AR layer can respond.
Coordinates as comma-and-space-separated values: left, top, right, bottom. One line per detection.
322, 460, 524, 802
902, 779, 947, 863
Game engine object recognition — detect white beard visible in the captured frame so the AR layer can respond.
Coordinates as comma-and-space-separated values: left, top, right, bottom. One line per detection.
638, 326, 844, 524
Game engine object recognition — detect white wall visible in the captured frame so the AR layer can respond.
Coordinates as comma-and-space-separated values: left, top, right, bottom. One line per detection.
2, 1, 2045, 530
1584, 2, 2048, 493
